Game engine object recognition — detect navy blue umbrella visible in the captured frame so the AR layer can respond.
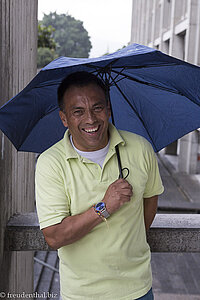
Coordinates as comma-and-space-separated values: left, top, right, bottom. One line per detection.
0, 43, 200, 162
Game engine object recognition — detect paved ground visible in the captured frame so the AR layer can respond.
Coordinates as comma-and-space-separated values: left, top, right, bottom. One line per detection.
34, 153, 200, 299
157, 152, 200, 213
152, 253, 200, 299
34, 251, 60, 299
153, 153, 200, 299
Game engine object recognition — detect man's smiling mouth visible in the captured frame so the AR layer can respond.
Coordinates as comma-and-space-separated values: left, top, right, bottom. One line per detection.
82, 125, 100, 133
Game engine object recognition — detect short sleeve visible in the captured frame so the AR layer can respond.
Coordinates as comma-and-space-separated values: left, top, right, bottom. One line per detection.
143, 143, 164, 198
35, 153, 70, 229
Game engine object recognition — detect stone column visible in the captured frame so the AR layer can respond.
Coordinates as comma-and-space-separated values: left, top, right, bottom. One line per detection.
178, 131, 199, 173
0, 0, 38, 297
178, 0, 199, 173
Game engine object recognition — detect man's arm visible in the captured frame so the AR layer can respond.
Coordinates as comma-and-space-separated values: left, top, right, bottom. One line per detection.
143, 195, 158, 231
42, 178, 133, 250
42, 207, 101, 250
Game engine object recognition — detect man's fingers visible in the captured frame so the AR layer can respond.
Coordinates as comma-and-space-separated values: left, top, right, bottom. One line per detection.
119, 194, 132, 205
114, 179, 132, 189
120, 187, 133, 196
104, 179, 133, 214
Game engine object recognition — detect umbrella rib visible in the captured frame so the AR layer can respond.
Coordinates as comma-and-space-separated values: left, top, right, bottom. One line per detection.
88, 64, 126, 88
111, 69, 181, 95
112, 69, 200, 108
112, 62, 181, 69
87, 63, 185, 95
86, 62, 180, 71
110, 74, 158, 151
85, 58, 120, 70
111, 67, 126, 84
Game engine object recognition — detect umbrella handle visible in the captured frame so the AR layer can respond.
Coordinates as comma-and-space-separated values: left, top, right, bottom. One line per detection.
115, 145, 123, 178
116, 146, 130, 179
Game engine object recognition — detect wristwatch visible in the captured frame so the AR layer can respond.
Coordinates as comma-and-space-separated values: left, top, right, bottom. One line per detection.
94, 202, 110, 219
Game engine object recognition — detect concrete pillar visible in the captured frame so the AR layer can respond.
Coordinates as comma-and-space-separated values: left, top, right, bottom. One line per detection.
144, 1, 151, 45
178, 0, 199, 173
0, 0, 38, 297
131, 0, 139, 43
169, 0, 185, 59
140, 0, 147, 44
194, 0, 200, 65
185, 0, 198, 64
150, 0, 157, 47
158, 0, 165, 51
178, 131, 199, 173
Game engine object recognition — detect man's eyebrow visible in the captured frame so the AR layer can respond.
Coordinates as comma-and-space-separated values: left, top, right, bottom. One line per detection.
70, 101, 106, 110
71, 106, 84, 110
92, 101, 105, 107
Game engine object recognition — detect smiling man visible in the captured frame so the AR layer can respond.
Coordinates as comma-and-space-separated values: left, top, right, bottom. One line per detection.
59, 81, 110, 152
35, 71, 164, 300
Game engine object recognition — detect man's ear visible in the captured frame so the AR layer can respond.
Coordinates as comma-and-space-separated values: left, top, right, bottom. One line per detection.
59, 110, 68, 127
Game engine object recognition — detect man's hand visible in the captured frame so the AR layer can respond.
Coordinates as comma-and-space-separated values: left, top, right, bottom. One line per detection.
42, 179, 133, 249
103, 179, 133, 214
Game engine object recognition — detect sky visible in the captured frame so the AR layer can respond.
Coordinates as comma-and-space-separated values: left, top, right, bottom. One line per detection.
38, 0, 133, 58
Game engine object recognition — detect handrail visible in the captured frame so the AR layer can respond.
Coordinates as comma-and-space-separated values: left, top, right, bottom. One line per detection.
5, 213, 200, 252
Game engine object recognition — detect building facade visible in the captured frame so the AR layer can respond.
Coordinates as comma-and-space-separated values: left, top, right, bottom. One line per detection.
131, 0, 200, 173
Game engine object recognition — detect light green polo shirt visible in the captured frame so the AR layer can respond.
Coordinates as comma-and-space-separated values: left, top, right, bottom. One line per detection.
35, 124, 164, 300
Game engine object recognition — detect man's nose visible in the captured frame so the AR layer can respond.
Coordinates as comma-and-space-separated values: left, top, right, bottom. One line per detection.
85, 109, 97, 123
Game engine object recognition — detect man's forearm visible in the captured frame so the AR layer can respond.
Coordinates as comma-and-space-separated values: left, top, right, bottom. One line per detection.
42, 178, 132, 250
42, 206, 102, 250
143, 195, 158, 231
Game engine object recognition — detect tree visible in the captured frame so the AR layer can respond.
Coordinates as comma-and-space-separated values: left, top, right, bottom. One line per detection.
37, 47, 57, 68
41, 12, 92, 58
37, 23, 58, 68
38, 23, 57, 50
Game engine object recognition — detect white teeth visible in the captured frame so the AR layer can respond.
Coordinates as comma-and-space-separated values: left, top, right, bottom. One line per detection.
84, 127, 98, 133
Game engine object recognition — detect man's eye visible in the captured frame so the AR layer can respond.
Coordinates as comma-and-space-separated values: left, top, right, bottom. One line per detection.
73, 110, 83, 116
94, 106, 103, 112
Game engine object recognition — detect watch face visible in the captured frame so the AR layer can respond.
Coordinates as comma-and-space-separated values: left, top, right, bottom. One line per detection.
96, 202, 105, 211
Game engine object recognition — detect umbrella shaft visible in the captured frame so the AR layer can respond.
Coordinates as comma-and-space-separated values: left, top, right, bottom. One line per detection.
105, 84, 123, 179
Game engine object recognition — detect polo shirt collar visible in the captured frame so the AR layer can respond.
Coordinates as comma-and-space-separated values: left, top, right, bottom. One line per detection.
108, 123, 125, 151
63, 123, 125, 160
63, 131, 79, 160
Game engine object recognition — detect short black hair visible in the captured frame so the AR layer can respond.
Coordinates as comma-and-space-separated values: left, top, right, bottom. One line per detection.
57, 71, 107, 111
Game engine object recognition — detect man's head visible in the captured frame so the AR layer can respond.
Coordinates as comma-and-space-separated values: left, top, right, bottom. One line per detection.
58, 71, 111, 151
58, 71, 108, 111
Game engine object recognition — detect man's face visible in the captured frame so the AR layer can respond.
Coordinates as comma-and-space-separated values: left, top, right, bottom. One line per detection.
59, 83, 111, 151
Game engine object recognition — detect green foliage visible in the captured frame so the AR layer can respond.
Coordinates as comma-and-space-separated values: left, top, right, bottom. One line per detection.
41, 12, 92, 58
37, 47, 58, 69
38, 23, 57, 49
37, 23, 58, 68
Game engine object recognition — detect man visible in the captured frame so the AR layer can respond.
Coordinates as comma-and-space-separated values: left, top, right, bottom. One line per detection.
35, 71, 164, 300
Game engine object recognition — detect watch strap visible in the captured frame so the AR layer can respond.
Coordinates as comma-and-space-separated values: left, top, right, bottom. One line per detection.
100, 208, 110, 218
93, 202, 110, 219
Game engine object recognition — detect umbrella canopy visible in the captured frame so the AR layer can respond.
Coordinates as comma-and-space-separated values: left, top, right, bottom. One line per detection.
0, 43, 200, 154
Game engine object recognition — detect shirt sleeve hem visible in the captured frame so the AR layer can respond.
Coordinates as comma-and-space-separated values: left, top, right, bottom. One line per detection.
143, 186, 164, 199
39, 215, 68, 230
